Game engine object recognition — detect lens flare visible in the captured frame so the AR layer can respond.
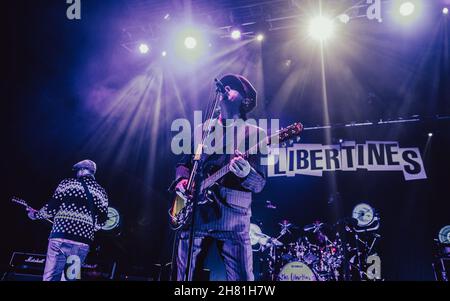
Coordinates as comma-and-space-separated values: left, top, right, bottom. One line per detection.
308, 16, 334, 41
138, 43, 150, 54
231, 30, 242, 40
184, 36, 197, 49
399, 2, 415, 17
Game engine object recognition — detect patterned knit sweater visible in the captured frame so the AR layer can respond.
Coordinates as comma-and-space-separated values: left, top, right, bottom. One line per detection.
36, 175, 109, 245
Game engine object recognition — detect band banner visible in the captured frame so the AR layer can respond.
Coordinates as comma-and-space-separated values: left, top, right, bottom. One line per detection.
267, 141, 427, 181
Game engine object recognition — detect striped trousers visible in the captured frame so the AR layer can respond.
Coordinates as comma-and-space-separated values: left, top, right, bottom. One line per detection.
176, 230, 254, 281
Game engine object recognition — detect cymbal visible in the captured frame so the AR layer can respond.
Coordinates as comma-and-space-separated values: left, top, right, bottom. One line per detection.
303, 221, 325, 232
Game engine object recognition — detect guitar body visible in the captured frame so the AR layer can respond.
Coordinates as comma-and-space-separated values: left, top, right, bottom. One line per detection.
170, 192, 189, 225
169, 185, 218, 229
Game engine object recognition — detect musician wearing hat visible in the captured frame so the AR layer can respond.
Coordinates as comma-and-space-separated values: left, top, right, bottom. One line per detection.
173, 74, 266, 281
27, 159, 109, 281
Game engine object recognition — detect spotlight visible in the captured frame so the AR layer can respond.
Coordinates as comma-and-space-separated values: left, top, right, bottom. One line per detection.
443, 7, 449, 15
138, 43, 150, 54
339, 138, 344, 143
399, 1, 415, 17
256, 33, 264, 41
161, 51, 167, 57
231, 29, 242, 40
184, 36, 197, 49
308, 16, 334, 41
428, 132, 433, 137
338, 14, 350, 24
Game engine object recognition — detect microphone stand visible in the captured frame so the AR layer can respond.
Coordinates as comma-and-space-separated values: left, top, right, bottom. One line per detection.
184, 80, 224, 281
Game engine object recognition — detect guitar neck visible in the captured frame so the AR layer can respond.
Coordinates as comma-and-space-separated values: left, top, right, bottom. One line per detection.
200, 164, 230, 192
12, 198, 54, 224
199, 133, 278, 192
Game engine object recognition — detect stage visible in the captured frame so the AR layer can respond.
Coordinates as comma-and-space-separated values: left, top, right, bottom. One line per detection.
1, 0, 450, 282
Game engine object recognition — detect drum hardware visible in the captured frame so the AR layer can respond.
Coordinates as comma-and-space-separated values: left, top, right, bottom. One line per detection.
279, 220, 294, 236
253, 209, 382, 281
303, 221, 325, 233
249, 223, 283, 252
438, 225, 450, 244
432, 227, 450, 281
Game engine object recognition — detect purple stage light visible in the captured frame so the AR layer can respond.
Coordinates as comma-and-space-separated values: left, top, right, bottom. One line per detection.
308, 16, 334, 41
139, 43, 150, 54
399, 1, 415, 17
184, 36, 197, 49
338, 14, 350, 24
231, 30, 241, 40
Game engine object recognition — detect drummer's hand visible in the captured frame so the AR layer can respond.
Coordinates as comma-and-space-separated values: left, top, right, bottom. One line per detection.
26, 207, 38, 220
230, 150, 251, 178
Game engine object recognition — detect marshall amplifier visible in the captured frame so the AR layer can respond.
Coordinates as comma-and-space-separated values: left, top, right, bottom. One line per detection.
4, 251, 117, 281
9, 252, 46, 275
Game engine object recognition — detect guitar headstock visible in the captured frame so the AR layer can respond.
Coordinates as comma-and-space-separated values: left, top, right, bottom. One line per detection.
11, 196, 28, 207
277, 122, 304, 146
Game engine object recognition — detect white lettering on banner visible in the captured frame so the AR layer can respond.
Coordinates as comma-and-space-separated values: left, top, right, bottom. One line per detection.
268, 141, 427, 181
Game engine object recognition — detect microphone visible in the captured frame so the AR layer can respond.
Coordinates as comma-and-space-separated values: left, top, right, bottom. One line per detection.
214, 78, 228, 97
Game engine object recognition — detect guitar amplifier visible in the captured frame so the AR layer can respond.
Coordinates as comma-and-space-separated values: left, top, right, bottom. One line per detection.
7, 252, 117, 280
9, 252, 46, 275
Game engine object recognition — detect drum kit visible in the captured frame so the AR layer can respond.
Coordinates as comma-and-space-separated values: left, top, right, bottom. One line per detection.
250, 203, 381, 281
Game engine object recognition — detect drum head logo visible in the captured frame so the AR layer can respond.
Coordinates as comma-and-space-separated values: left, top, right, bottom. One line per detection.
278, 261, 316, 281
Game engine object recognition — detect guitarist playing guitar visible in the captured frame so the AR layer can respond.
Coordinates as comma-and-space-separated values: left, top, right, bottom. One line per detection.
25, 160, 109, 281
172, 74, 271, 281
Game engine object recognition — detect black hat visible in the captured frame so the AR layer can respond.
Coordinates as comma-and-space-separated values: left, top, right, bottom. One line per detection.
219, 74, 257, 113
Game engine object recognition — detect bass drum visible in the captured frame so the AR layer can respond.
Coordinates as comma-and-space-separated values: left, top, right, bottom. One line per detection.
277, 261, 317, 281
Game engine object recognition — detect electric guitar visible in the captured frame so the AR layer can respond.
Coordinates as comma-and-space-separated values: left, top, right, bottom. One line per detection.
169, 122, 303, 229
11, 197, 54, 224
11, 196, 116, 231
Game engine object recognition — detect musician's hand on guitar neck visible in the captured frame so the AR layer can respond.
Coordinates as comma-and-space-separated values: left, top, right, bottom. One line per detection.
230, 150, 251, 178
26, 207, 38, 220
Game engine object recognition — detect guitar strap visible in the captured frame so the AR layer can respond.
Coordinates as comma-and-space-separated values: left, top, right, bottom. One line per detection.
79, 177, 96, 233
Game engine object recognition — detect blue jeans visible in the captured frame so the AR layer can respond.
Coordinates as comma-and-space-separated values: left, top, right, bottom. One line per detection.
43, 239, 90, 281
